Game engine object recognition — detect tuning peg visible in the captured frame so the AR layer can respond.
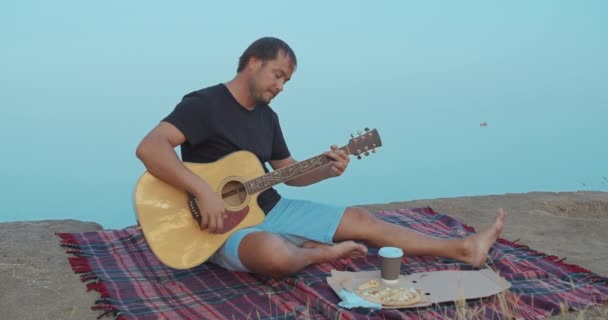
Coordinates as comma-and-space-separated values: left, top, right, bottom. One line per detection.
365, 128, 370, 132
357, 130, 362, 135
357, 155, 362, 160
350, 133, 354, 139
372, 148, 376, 153
364, 151, 370, 156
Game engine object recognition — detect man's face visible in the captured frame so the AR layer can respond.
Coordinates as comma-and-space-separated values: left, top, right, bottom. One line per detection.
248, 52, 294, 105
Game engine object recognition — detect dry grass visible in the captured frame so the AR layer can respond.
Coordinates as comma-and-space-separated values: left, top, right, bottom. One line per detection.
243, 298, 608, 320
445, 289, 608, 320
440, 265, 608, 320
241, 270, 608, 320
238, 287, 608, 320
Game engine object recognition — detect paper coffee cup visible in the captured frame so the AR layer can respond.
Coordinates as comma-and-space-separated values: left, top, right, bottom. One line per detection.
379, 247, 403, 284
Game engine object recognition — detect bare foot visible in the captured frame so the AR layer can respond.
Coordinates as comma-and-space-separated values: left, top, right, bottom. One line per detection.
463, 209, 506, 267
303, 240, 368, 261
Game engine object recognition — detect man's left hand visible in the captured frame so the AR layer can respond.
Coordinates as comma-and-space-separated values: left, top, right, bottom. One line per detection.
324, 144, 350, 178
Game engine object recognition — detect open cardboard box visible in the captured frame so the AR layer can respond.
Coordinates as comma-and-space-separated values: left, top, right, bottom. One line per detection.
327, 268, 511, 309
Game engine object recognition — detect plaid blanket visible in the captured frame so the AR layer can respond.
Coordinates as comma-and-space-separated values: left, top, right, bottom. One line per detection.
57, 208, 608, 319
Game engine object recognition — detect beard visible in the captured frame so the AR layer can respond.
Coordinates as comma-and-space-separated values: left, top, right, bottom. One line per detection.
252, 91, 269, 105
248, 74, 271, 105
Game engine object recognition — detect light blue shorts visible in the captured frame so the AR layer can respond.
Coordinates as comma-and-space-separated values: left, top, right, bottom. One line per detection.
208, 197, 346, 272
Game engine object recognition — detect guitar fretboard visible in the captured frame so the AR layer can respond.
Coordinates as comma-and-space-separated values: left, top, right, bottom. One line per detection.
244, 146, 349, 194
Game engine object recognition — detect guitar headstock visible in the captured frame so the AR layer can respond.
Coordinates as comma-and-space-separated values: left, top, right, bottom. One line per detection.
347, 128, 382, 159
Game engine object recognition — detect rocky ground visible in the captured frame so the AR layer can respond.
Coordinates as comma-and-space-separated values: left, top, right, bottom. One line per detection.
2, 191, 607, 319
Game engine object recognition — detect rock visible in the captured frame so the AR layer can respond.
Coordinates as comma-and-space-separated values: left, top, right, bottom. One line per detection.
0, 220, 102, 320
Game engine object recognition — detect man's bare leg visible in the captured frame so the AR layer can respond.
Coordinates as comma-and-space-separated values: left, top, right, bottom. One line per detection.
333, 207, 506, 267
238, 231, 367, 277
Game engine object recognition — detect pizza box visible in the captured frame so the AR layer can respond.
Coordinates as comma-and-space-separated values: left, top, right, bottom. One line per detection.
326, 268, 511, 309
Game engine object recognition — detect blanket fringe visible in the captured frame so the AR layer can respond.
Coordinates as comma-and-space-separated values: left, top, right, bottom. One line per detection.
86, 281, 111, 297
496, 238, 608, 284
80, 271, 98, 282
57, 232, 78, 245
94, 306, 124, 320
56, 233, 125, 320
68, 257, 92, 273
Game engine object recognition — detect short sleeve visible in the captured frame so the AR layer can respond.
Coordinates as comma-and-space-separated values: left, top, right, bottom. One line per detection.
162, 94, 211, 146
270, 113, 291, 160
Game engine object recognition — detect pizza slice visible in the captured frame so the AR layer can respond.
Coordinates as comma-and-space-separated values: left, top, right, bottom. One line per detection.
356, 280, 423, 306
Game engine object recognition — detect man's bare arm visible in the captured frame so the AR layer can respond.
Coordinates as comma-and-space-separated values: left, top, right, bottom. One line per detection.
135, 121, 225, 232
136, 122, 210, 195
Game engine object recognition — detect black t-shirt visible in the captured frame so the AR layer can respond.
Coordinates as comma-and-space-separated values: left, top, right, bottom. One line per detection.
162, 84, 291, 214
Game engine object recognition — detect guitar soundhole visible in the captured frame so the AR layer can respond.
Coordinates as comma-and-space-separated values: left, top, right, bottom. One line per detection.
221, 180, 248, 207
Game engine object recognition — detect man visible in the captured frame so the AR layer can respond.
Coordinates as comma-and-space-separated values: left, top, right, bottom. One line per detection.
136, 37, 506, 277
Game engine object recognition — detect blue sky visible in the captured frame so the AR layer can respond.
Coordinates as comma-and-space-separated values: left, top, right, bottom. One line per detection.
1, 1, 607, 228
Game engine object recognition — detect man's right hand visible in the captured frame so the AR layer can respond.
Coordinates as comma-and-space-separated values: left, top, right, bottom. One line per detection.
194, 189, 225, 233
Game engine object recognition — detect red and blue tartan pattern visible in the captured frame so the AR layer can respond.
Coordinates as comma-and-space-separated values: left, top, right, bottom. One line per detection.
57, 207, 608, 319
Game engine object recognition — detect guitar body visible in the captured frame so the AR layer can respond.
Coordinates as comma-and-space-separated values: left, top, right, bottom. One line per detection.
134, 128, 382, 270
134, 151, 266, 269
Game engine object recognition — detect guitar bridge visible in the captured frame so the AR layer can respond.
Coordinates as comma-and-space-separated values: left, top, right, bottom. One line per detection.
187, 193, 202, 227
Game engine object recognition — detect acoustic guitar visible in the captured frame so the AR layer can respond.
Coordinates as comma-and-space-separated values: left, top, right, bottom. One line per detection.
134, 128, 382, 269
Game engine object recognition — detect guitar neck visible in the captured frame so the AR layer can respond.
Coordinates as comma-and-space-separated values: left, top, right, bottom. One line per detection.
244, 146, 350, 194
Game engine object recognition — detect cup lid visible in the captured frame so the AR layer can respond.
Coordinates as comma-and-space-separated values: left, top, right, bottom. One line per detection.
378, 246, 403, 258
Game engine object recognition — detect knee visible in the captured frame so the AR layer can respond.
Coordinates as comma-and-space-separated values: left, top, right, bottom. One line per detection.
338, 207, 383, 240
239, 233, 296, 277
345, 206, 377, 225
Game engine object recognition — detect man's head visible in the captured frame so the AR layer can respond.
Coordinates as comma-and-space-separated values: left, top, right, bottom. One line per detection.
238, 37, 297, 105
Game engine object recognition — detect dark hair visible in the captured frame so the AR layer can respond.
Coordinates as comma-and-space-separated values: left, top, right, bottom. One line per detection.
237, 37, 297, 72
